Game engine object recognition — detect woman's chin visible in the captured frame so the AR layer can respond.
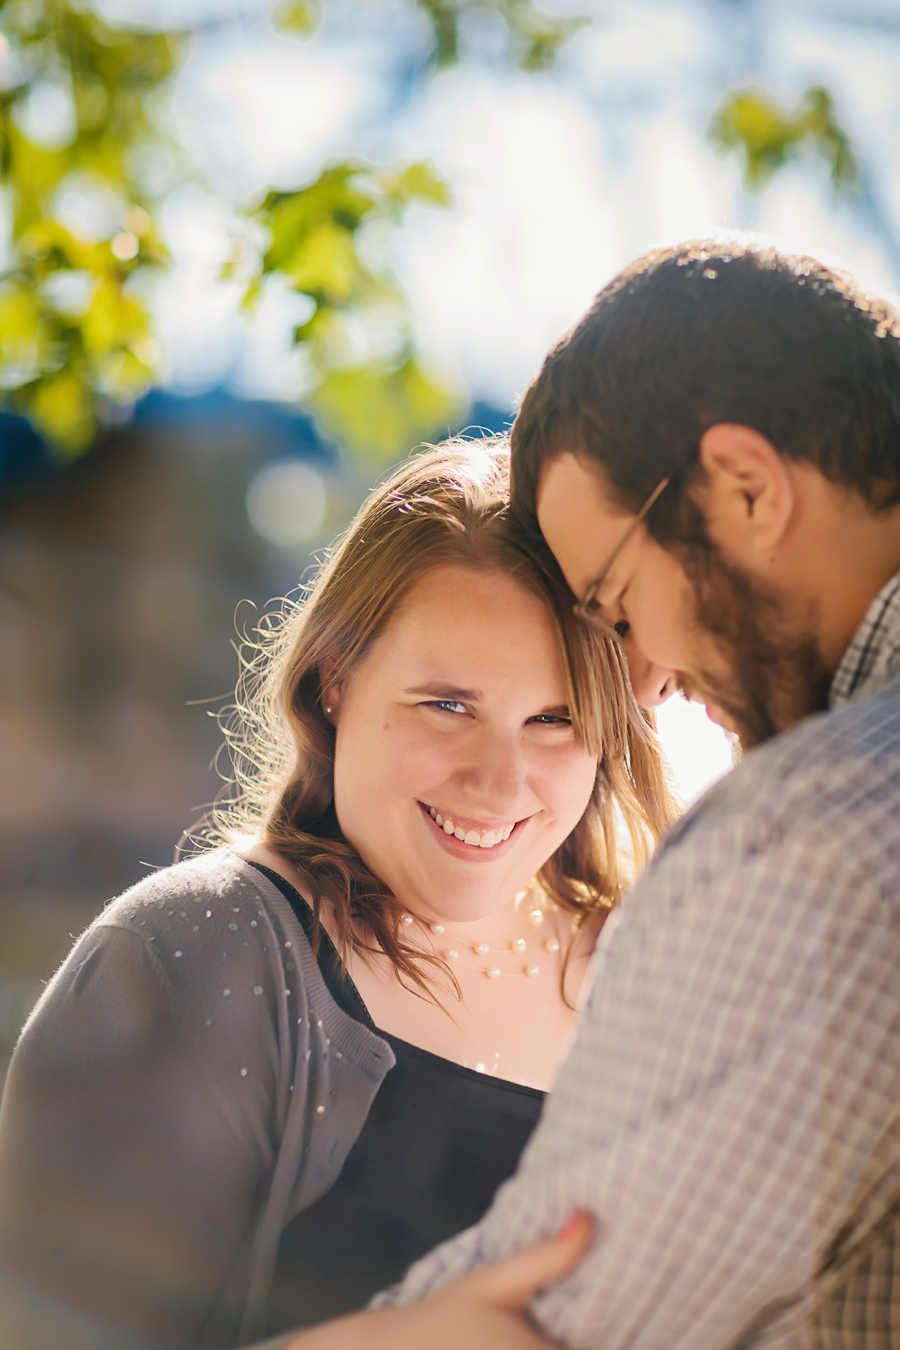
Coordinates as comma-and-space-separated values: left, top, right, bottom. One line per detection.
394, 865, 518, 926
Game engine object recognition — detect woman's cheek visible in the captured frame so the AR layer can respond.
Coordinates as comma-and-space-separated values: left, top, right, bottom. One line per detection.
380, 722, 459, 794
545, 746, 599, 827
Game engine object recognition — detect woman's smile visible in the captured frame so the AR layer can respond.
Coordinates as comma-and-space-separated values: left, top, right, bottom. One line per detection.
417, 800, 524, 859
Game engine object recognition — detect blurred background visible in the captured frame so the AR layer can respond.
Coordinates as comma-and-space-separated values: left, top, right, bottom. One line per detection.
1, 0, 899, 1073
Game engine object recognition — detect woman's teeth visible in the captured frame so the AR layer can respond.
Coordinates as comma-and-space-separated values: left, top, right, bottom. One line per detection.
426, 805, 514, 849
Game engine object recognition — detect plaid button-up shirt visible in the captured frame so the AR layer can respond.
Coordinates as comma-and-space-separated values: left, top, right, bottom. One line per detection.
378, 571, 900, 1349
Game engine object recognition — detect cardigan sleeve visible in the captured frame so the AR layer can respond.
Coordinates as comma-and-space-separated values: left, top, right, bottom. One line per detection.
0, 911, 283, 1350
0, 853, 394, 1350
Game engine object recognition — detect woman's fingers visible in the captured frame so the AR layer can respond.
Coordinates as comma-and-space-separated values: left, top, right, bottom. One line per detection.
463, 1210, 596, 1311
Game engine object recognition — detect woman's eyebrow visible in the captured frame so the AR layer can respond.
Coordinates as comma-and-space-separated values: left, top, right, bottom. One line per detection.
405, 681, 482, 701
406, 686, 571, 719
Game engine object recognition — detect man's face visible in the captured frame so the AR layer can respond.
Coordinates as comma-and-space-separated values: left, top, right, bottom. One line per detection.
536, 452, 829, 748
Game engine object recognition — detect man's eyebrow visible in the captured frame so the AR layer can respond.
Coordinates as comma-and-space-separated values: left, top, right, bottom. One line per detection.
405, 682, 482, 701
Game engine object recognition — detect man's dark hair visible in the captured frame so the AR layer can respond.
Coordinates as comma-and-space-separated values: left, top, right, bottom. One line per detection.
511, 238, 900, 545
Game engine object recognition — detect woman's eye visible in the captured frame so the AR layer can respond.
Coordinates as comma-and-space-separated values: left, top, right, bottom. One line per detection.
428, 700, 468, 716
529, 714, 572, 726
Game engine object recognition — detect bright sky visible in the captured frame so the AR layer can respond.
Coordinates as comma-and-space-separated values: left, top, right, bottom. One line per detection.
106, 0, 900, 803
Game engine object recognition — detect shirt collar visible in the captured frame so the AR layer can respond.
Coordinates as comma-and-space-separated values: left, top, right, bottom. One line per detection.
830, 568, 900, 708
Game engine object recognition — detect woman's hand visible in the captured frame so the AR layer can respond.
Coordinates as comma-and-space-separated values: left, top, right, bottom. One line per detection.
285, 1210, 595, 1350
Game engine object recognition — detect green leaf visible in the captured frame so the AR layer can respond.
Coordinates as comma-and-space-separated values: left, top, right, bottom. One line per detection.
413, 0, 585, 71
307, 357, 463, 466
257, 165, 374, 269
79, 276, 128, 357
26, 368, 96, 457
273, 0, 320, 36
0, 279, 51, 380
503, 1, 589, 73
241, 155, 457, 462
378, 161, 452, 209
277, 219, 363, 302
0, 0, 185, 455
710, 85, 858, 192
413, 0, 460, 65
797, 86, 857, 190
709, 90, 794, 186
97, 346, 154, 401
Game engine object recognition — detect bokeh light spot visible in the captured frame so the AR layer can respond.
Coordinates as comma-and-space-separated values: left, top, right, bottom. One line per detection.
111, 231, 139, 260
246, 459, 327, 548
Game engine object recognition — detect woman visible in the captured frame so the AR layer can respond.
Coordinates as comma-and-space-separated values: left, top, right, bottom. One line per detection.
0, 439, 673, 1349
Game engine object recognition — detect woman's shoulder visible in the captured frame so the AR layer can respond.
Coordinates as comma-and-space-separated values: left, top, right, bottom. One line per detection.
86, 852, 389, 1070
101, 848, 276, 922
4, 852, 310, 1066
7, 855, 299, 1122
78, 849, 314, 1011
95, 849, 313, 961
16, 847, 392, 1089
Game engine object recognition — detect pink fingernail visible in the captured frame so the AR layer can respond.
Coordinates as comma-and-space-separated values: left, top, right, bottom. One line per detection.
554, 1212, 587, 1242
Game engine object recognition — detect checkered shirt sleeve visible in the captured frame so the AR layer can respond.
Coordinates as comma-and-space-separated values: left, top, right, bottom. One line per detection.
373, 571, 900, 1350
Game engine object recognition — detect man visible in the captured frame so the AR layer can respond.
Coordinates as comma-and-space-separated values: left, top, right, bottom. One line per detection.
295, 239, 900, 1348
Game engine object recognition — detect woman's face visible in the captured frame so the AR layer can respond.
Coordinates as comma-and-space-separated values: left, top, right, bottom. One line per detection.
328, 564, 599, 925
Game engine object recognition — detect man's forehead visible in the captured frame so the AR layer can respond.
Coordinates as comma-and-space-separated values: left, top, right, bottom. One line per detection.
536, 451, 634, 594
536, 449, 626, 513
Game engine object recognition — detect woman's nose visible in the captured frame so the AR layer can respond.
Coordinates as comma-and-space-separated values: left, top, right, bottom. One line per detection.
464, 731, 531, 812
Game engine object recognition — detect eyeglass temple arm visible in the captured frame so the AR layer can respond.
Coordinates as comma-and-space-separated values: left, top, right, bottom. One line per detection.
597, 474, 672, 578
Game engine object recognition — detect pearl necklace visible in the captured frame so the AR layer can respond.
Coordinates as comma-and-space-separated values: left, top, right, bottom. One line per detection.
398, 888, 565, 979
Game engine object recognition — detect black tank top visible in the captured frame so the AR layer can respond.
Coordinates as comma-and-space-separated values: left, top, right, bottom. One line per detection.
248, 864, 545, 1334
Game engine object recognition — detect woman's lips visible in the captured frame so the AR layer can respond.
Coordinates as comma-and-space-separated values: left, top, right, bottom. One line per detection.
421, 802, 515, 848
417, 801, 523, 861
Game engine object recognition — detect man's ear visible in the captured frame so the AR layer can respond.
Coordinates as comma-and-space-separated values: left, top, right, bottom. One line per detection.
696, 423, 795, 562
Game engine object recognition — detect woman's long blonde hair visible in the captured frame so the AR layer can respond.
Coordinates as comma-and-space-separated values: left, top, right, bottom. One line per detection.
212, 438, 676, 999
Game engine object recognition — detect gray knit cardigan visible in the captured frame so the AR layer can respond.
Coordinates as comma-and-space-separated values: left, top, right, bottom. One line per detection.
0, 850, 395, 1349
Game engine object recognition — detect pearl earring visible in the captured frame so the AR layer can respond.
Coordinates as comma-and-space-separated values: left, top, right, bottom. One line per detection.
324, 704, 332, 716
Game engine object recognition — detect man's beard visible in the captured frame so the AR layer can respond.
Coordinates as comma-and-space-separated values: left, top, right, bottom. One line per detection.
680, 549, 831, 750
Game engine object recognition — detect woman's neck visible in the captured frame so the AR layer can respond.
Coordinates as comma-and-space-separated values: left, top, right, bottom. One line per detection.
241, 838, 599, 1092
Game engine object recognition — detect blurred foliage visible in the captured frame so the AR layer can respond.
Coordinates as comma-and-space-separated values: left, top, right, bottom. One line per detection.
272, 0, 321, 39
0, 0, 481, 463
0, 0, 178, 454
0, 0, 861, 465
710, 85, 857, 193
273, 0, 587, 70
234, 160, 462, 463
311, 357, 461, 463
411, 0, 588, 70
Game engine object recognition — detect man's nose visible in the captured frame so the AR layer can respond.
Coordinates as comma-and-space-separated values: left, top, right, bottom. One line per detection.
623, 638, 677, 709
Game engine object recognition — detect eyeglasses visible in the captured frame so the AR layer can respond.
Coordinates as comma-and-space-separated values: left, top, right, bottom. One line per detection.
573, 474, 671, 643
